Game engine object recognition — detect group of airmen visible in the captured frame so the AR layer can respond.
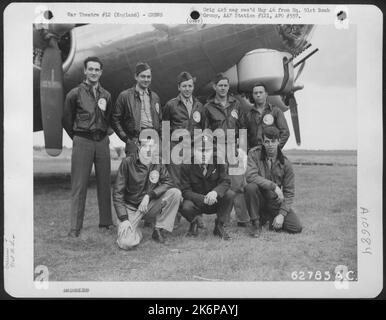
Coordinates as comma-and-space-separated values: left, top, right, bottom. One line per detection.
62, 56, 303, 250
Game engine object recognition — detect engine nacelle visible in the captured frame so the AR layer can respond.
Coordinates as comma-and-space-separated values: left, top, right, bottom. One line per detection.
226, 48, 294, 95
33, 24, 77, 73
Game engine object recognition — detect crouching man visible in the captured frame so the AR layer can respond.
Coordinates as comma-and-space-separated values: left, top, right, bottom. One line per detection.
113, 137, 181, 249
245, 126, 302, 237
180, 134, 236, 240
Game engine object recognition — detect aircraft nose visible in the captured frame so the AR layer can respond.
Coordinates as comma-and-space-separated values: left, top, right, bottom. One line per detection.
278, 24, 315, 53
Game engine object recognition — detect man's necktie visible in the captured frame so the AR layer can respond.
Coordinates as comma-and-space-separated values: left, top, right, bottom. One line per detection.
185, 99, 192, 117
202, 164, 207, 176
268, 158, 273, 170
93, 87, 97, 99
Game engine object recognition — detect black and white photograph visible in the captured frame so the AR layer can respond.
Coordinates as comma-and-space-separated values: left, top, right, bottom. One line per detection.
3, 3, 383, 298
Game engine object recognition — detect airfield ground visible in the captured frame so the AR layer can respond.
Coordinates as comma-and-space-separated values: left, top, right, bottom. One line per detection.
33, 150, 357, 281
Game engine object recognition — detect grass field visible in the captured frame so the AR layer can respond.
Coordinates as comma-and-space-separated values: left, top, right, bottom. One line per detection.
34, 150, 357, 281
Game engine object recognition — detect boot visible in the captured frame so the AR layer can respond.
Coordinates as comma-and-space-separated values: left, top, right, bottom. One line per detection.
213, 219, 231, 240
152, 228, 165, 243
174, 212, 182, 227
250, 219, 262, 238
196, 214, 206, 229
237, 222, 249, 227
186, 217, 199, 237
68, 229, 80, 238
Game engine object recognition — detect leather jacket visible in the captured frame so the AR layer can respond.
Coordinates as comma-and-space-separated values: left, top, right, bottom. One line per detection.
62, 81, 112, 139
111, 86, 162, 144
113, 153, 174, 220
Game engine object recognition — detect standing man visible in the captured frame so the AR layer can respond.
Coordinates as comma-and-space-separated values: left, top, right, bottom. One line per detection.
62, 56, 114, 237
180, 134, 236, 240
246, 83, 290, 151
245, 126, 302, 237
163, 72, 206, 227
111, 62, 162, 155
113, 138, 181, 249
203, 74, 249, 226
163, 71, 205, 189
203, 74, 247, 141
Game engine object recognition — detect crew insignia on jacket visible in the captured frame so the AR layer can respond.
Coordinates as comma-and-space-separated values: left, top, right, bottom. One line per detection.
193, 110, 201, 122
98, 98, 107, 111
263, 113, 274, 125
149, 170, 160, 184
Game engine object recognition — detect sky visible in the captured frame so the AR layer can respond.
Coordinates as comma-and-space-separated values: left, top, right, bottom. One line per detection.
33, 24, 357, 150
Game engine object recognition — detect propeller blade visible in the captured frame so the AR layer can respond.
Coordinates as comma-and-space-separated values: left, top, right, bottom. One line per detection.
40, 39, 63, 156
287, 93, 301, 146
294, 61, 306, 83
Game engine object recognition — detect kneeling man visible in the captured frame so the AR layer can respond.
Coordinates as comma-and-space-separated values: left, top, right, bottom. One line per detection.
245, 126, 302, 237
113, 138, 181, 249
180, 134, 236, 240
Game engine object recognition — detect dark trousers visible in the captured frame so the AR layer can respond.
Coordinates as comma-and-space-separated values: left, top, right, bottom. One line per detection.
165, 140, 189, 189
166, 163, 181, 189
244, 183, 302, 233
70, 135, 113, 231
180, 190, 236, 224
230, 174, 250, 223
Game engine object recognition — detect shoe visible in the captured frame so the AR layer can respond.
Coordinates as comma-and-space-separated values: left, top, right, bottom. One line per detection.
237, 222, 249, 227
68, 230, 80, 238
196, 215, 206, 229
250, 220, 262, 238
175, 212, 182, 223
186, 218, 199, 237
99, 224, 116, 231
160, 228, 169, 239
152, 228, 165, 243
213, 219, 231, 240
174, 212, 182, 228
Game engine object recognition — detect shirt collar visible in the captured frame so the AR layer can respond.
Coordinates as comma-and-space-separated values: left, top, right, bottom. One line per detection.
252, 101, 271, 113
214, 96, 230, 108
135, 152, 153, 167
135, 84, 149, 96
179, 94, 193, 104
261, 146, 285, 165
83, 80, 100, 91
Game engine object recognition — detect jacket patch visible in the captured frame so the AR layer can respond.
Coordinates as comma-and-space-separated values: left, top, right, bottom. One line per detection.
193, 111, 201, 122
149, 170, 160, 184
155, 103, 160, 114
231, 109, 238, 119
98, 98, 107, 111
263, 114, 274, 125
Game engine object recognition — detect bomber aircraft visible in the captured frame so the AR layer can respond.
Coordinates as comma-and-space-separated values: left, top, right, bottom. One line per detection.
33, 23, 318, 156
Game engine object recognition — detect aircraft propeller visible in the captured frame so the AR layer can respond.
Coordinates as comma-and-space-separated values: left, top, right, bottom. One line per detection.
285, 61, 306, 146
40, 33, 64, 156
285, 47, 319, 146
286, 92, 301, 146
38, 24, 77, 156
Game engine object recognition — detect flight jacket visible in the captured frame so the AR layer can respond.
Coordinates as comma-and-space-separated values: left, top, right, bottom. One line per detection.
111, 86, 162, 144
113, 153, 174, 221
180, 163, 230, 206
203, 95, 248, 134
162, 95, 205, 136
62, 81, 112, 139
246, 147, 295, 216
246, 102, 290, 151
